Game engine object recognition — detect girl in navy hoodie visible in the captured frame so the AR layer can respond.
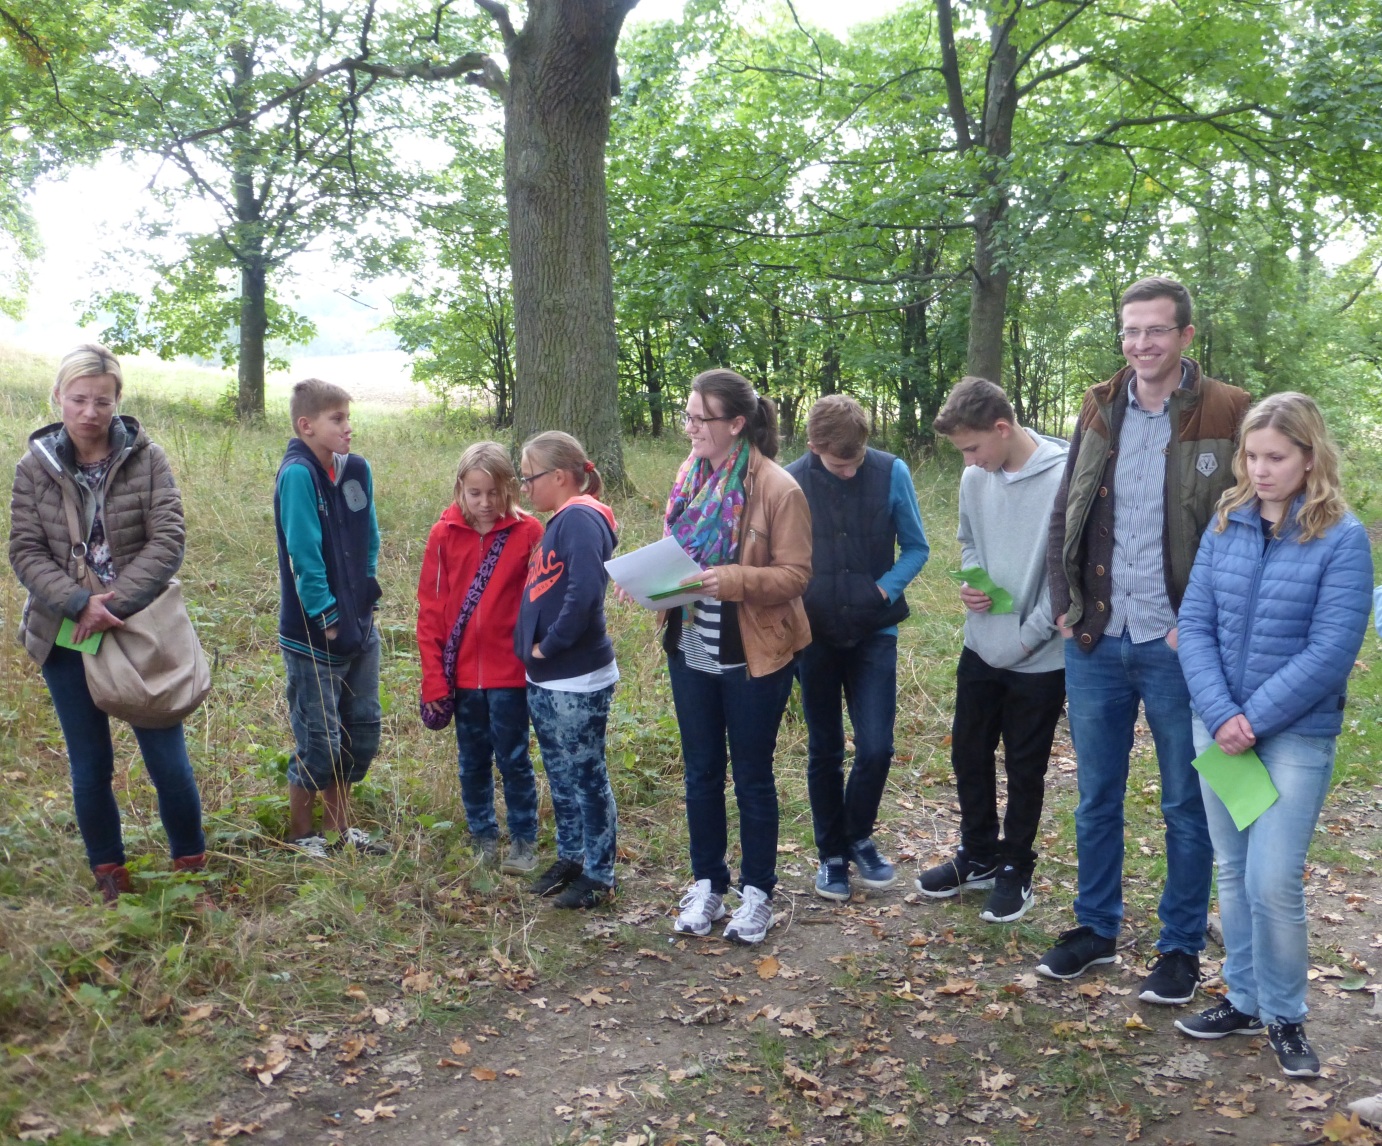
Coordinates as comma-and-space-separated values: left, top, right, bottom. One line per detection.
418, 442, 545, 874
515, 432, 619, 908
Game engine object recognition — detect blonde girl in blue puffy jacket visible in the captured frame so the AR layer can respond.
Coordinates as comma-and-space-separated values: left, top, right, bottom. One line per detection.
1174, 392, 1372, 1078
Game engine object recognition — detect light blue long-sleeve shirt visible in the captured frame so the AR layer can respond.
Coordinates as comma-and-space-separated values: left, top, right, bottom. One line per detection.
876, 457, 930, 633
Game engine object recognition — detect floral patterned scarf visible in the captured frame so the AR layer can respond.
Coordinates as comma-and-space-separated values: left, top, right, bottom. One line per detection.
664, 438, 749, 568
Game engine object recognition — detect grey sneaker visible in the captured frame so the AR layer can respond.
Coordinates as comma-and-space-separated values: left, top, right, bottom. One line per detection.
339, 827, 390, 856
723, 885, 776, 946
674, 879, 727, 936
289, 835, 329, 858
500, 839, 538, 874
474, 834, 500, 866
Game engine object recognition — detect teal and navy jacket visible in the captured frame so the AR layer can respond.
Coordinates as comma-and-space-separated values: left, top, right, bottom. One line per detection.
274, 438, 380, 662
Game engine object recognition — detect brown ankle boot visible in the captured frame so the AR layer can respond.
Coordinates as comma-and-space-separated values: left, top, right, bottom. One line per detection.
171, 853, 219, 913
92, 862, 133, 905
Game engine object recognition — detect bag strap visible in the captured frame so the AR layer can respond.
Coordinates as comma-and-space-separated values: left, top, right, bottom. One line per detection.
439, 526, 512, 687
59, 484, 101, 593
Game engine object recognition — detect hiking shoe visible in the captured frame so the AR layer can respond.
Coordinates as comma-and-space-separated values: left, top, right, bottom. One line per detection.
979, 866, 1034, 923
1174, 1000, 1264, 1040
171, 852, 219, 913
915, 851, 997, 898
92, 862, 133, 905
529, 857, 583, 897
674, 879, 727, 936
724, 885, 775, 946
1035, 926, 1118, 980
551, 874, 612, 910
338, 827, 390, 856
474, 834, 500, 866
288, 835, 330, 859
500, 839, 538, 874
849, 839, 896, 889
814, 858, 851, 902
1268, 1021, 1321, 1078
1348, 1093, 1382, 1127
1138, 950, 1200, 1004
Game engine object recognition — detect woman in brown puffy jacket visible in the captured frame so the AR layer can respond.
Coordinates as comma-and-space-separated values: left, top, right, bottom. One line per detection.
8, 344, 210, 904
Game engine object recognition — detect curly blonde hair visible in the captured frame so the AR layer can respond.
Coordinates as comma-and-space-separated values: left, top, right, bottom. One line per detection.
1214, 392, 1347, 542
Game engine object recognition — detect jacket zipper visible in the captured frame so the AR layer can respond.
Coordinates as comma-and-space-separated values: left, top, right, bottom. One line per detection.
1232, 523, 1276, 700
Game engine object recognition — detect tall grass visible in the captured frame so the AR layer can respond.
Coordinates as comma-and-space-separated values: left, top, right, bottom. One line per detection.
2, 344, 1379, 1143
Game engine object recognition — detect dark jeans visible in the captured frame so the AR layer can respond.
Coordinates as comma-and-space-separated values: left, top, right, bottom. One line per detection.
453, 687, 538, 843
527, 684, 617, 886
668, 650, 795, 896
950, 646, 1066, 875
41, 644, 205, 868
798, 632, 898, 860
282, 625, 382, 791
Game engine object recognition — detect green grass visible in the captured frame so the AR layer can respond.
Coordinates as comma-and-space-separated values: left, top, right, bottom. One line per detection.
3, 343, 1382, 1143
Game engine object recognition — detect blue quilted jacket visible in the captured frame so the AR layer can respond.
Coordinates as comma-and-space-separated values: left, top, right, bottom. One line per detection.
1177, 496, 1373, 741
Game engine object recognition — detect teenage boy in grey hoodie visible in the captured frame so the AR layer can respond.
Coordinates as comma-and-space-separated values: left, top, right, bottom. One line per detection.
917, 377, 1068, 923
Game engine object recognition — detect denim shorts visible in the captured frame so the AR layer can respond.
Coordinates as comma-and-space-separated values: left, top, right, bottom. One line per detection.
283, 625, 382, 791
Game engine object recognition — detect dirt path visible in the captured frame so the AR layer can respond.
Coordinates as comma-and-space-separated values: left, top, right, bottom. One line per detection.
209, 758, 1382, 1146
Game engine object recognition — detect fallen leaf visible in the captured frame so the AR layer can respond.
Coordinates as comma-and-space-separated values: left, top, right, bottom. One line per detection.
755, 955, 781, 980
937, 979, 977, 996
182, 1004, 214, 1024
344, 985, 369, 1002
471, 1067, 497, 1081
1322, 1111, 1372, 1143
371, 1007, 392, 1026
576, 988, 613, 1008
353, 1102, 397, 1124
503, 1068, 522, 1078
401, 970, 435, 993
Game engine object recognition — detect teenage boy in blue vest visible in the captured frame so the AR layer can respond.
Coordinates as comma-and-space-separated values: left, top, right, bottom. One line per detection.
917, 377, 1068, 923
274, 378, 387, 857
786, 395, 929, 900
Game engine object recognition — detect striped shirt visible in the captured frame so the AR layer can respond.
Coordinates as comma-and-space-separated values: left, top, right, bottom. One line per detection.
678, 601, 746, 674
1107, 372, 1186, 642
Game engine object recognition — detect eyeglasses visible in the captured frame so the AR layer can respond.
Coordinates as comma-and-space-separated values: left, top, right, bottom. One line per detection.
683, 413, 731, 430
1118, 325, 1183, 341
519, 469, 553, 487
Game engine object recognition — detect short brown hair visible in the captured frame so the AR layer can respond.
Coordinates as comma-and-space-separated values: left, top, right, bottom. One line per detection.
806, 395, 868, 460
290, 378, 351, 431
1120, 276, 1193, 330
932, 377, 1015, 435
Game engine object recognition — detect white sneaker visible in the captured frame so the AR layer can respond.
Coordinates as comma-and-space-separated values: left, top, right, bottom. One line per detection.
723, 885, 775, 946
340, 827, 390, 856
674, 879, 727, 936
1348, 1093, 1382, 1127
288, 835, 329, 858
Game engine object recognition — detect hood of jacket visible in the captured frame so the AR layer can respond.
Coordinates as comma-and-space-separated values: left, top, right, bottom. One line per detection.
438, 501, 534, 538
551, 494, 619, 542
1005, 429, 1068, 483
27, 414, 146, 478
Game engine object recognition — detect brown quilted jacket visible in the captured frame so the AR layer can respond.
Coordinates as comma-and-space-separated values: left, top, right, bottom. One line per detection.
8, 416, 186, 664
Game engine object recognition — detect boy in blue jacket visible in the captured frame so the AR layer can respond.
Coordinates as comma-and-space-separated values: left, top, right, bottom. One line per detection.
274, 379, 386, 857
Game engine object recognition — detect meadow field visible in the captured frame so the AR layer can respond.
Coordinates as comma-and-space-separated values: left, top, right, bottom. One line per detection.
3, 344, 1382, 1145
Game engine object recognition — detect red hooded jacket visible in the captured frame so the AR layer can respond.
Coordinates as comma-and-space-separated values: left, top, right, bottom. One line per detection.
417, 503, 544, 699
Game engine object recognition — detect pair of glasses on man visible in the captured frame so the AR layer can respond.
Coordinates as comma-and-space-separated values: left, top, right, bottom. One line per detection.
1117, 325, 1183, 341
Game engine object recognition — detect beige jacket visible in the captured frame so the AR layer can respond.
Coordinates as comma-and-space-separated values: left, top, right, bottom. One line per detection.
9, 416, 186, 664
665, 445, 813, 677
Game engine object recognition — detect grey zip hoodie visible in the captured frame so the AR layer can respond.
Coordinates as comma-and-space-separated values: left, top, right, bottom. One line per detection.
958, 429, 1069, 673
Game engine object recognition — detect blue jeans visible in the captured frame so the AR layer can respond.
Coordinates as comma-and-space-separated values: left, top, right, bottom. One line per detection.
528, 684, 617, 886
668, 651, 795, 896
1193, 717, 1335, 1023
453, 687, 538, 843
283, 625, 382, 791
1065, 631, 1212, 952
41, 644, 205, 867
798, 633, 897, 860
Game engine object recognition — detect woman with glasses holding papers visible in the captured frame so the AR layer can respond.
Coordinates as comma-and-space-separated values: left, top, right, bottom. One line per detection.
660, 369, 811, 945
1174, 392, 1371, 1078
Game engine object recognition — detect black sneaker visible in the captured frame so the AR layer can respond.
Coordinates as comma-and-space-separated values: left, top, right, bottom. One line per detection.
979, 866, 1034, 923
1174, 1000, 1265, 1040
1035, 925, 1117, 980
1267, 1021, 1321, 1078
915, 852, 997, 899
551, 874, 612, 910
529, 857, 583, 897
1138, 950, 1201, 1005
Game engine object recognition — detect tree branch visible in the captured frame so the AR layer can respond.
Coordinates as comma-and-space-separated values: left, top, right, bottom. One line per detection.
474, 0, 517, 49
465, 56, 508, 96
934, 0, 973, 151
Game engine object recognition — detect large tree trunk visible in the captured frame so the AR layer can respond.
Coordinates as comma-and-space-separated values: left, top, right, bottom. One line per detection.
237, 261, 267, 420
230, 42, 267, 421
486, 0, 634, 486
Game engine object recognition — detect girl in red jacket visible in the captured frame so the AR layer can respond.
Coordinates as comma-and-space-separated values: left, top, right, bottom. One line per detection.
418, 442, 544, 873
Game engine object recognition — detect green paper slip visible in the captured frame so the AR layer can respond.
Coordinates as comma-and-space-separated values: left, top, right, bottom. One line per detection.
648, 582, 701, 602
947, 567, 1014, 614
1192, 742, 1278, 830
55, 617, 103, 654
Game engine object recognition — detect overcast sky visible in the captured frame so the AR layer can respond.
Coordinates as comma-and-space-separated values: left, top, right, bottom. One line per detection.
2, 0, 905, 355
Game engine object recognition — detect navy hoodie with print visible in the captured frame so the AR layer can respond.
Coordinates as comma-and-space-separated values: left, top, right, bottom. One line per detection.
515, 496, 618, 684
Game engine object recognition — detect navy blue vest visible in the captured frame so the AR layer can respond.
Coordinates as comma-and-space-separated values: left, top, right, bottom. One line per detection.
274, 439, 379, 658
785, 448, 909, 647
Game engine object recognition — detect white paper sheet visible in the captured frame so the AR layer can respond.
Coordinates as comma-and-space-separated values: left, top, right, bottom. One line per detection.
604, 536, 708, 610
